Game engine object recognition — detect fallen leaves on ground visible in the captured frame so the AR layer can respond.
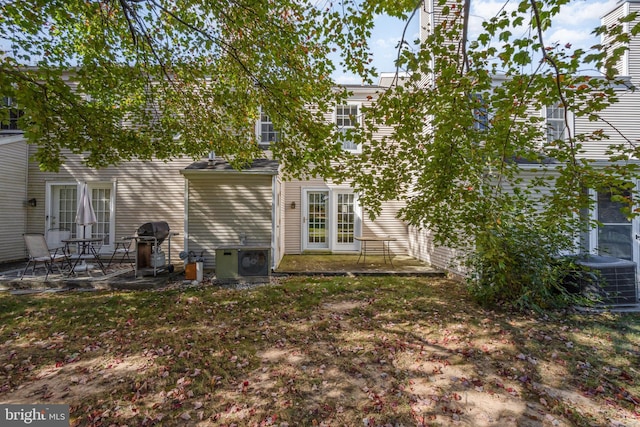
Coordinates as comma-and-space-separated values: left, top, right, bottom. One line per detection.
0, 276, 638, 426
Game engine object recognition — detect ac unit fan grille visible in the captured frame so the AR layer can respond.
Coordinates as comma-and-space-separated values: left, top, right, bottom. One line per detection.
597, 265, 637, 305
238, 250, 269, 277
577, 256, 637, 306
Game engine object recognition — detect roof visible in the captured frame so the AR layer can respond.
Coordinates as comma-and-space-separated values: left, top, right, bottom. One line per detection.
0, 133, 26, 146
181, 158, 280, 175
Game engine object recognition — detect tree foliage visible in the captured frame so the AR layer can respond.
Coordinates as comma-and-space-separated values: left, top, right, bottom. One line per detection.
0, 0, 384, 173
3, 0, 640, 308
338, 0, 640, 309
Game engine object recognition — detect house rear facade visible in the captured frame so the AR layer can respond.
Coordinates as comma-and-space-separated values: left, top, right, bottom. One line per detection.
4, 0, 640, 284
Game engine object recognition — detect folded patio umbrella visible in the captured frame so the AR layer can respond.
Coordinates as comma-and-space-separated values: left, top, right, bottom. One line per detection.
76, 182, 97, 239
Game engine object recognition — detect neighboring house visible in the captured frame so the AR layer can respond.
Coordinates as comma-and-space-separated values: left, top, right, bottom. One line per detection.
411, 0, 640, 278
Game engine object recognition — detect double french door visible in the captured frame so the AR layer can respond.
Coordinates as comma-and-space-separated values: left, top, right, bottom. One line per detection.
46, 182, 115, 250
302, 189, 360, 252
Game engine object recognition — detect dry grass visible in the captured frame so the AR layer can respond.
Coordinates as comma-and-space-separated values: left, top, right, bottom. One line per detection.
0, 276, 639, 426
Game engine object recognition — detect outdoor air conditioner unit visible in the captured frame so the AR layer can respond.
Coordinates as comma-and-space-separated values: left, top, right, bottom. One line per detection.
576, 255, 637, 306
215, 247, 270, 282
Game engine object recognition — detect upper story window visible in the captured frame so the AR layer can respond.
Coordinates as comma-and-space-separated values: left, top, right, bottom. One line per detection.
257, 110, 281, 147
471, 94, 489, 132
0, 97, 24, 131
336, 103, 361, 153
546, 103, 566, 142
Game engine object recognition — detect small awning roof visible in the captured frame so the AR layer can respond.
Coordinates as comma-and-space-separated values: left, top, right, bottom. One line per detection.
181, 158, 280, 175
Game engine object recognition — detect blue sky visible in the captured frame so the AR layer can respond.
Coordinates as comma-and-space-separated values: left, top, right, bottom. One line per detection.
332, 0, 618, 84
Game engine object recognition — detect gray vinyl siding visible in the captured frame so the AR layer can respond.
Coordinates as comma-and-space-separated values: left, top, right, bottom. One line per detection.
408, 226, 467, 275
602, 2, 628, 76
576, 89, 640, 159
26, 146, 192, 264
0, 138, 29, 262
407, 168, 561, 276
184, 173, 273, 270
629, 2, 640, 80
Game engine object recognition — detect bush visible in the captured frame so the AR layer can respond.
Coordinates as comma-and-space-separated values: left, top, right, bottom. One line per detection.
465, 215, 588, 311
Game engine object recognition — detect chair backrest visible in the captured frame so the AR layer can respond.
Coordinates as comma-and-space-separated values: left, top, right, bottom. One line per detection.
24, 234, 53, 259
46, 229, 71, 250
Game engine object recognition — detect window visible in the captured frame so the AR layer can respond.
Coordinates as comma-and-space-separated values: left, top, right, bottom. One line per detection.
336, 104, 361, 152
471, 94, 489, 131
0, 97, 24, 131
257, 111, 280, 146
594, 188, 633, 260
546, 103, 565, 142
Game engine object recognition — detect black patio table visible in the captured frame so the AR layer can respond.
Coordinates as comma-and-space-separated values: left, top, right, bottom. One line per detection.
62, 237, 107, 275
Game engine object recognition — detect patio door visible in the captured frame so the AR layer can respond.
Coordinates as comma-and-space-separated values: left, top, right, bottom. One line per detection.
303, 190, 329, 250
332, 191, 360, 252
47, 182, 115, 251
302, 189, 361, 252
47, 184, 78, 234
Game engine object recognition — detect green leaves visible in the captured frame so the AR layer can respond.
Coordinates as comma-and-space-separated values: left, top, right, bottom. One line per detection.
0, 0, 366, 173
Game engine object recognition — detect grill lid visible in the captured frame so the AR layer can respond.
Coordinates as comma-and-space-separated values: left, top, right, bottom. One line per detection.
137, 221, 170, 244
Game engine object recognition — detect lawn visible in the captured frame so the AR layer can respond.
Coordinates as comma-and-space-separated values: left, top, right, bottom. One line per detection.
0, 276, 639, 426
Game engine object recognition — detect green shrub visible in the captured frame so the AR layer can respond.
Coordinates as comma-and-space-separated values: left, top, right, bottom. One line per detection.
465, 214, 590, 311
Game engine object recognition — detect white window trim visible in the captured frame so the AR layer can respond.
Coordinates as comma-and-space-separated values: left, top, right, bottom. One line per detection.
542, 103, 574, 145
335, 102, 363, 154
256, 109, 280, 148
45, 180, 117, 251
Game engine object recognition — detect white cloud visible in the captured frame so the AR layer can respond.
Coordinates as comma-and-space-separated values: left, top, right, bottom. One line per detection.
545, 28, 599, 50
333, 74, 365, 85
554, 0, 618, 27
332, 0, 619, 82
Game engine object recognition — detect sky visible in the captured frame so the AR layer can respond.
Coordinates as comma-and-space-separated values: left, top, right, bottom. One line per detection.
332, 0, 619, 84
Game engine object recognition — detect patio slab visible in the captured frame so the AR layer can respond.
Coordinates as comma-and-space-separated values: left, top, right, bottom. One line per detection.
0, 261, 183, 293
275, 254, 444, 276
0, 254, 445, 293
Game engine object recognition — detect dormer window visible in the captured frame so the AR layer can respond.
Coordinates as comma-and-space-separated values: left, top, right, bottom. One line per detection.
336, 103, 361, 153
257, 110, 280, 147
1, 97, 23, 131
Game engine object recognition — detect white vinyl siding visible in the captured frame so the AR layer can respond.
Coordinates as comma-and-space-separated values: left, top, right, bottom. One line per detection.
602, 2, 630, 76
184, 174, 273, 270
574, 88, 640, 159
282, 179, 408, 255
0, 137, 28, 262
26, 146, 190, 264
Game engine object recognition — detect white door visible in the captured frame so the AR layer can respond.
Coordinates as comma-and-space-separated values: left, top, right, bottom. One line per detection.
302, 189, 361, 252
47, 184, 78, 234
303, 190, 329, 250
47, 182, 115, 251
332, 191, 360, 252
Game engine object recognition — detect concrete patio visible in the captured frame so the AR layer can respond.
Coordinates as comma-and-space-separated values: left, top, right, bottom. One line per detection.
0, 253, 445, 294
